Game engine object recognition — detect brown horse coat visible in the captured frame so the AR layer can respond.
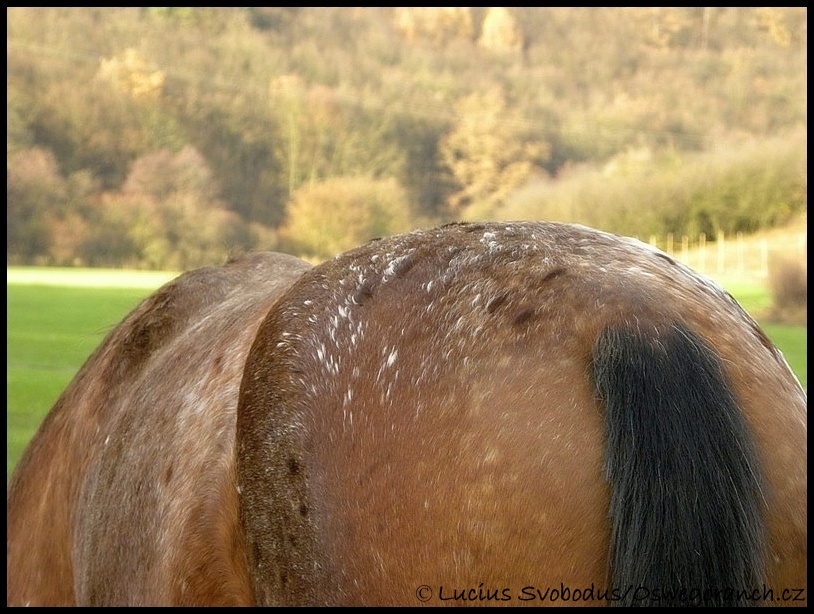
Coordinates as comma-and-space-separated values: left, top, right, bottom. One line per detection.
7, 222, 807, 606
7, 252, 311, 606
237, 222, 806, 606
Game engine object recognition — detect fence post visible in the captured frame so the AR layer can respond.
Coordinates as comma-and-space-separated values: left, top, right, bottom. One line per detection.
717, 230, 725, 274
699, 233, 706, 273
761, 240, 768, 277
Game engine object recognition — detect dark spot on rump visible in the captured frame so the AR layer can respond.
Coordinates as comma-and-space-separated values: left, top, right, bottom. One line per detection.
749, 318, 782, 359
513, 307, 536, 327
486, 293, 510, 314
353, 280, 375, 305
656, 252, 677, 266
542, 267, 567, 282
299, 504, 308, 517
211, 354, 223, 374
440, 221, 472, 230
288, 457, 300, 476
121, 296, 176, 365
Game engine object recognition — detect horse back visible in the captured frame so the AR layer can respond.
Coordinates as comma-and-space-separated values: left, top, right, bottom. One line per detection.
237, 222, 806, 605
6, 252, 311, 606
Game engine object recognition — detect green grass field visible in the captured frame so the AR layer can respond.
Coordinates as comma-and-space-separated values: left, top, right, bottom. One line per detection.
6, 268, 807, 480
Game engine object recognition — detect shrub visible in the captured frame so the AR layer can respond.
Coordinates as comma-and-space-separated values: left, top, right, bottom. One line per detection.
768, 253, 807, 324
279, 176, 414, 262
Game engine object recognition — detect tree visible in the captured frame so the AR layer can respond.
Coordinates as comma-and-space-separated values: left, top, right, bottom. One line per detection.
478, 7, 524, 54
97, 48, 165, 100
393, 7, 474, 45
440, 87, 549, 218
7, 147, 67, 263
279, 176, 413, 261
90, 146, 252, 269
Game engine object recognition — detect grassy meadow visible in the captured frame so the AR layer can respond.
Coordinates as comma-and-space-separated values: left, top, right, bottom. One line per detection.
7, 268, 178, 479
6, 266, 807, 480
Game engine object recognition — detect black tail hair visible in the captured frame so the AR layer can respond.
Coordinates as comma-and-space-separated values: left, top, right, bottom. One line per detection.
592, 323, 765, 606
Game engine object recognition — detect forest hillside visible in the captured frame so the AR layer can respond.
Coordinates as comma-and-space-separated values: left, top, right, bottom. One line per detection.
7, 7, 807, 268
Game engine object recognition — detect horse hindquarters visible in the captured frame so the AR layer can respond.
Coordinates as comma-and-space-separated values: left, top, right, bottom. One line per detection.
236, 222, 805, 606
7, 253, 312, 606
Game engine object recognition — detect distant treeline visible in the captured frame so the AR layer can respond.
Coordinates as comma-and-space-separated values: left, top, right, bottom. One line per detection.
7, 8, 807, 268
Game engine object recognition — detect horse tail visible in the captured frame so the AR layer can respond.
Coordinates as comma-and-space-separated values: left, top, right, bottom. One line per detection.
592, 323, 766, 606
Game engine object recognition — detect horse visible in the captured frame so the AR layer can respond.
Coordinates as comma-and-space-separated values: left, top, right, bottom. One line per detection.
6, 252, 312, 606
7, 222, 807, 606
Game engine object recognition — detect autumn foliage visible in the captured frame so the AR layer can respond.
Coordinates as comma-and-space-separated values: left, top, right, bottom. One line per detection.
6, 8, 807, 268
